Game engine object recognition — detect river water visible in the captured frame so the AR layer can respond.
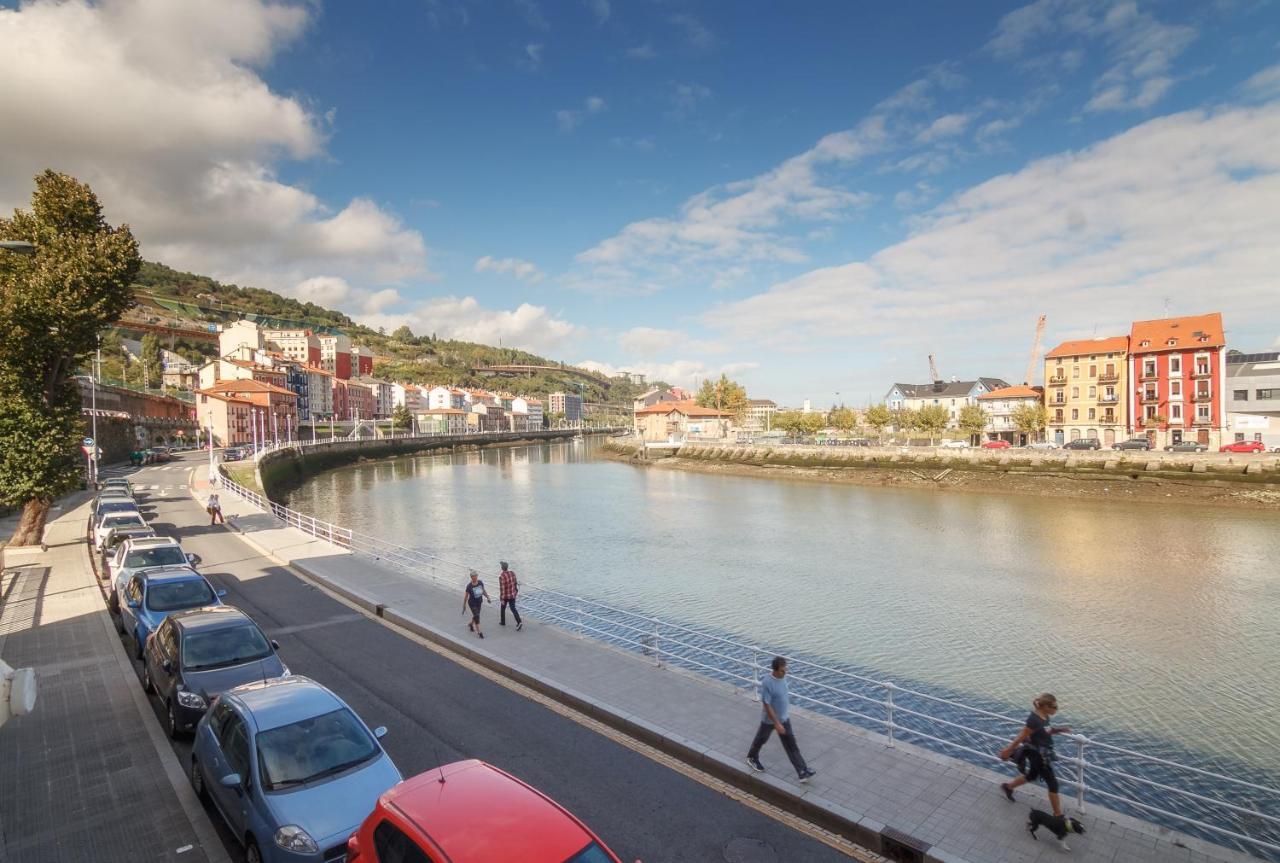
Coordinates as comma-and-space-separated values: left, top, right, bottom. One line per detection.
284, 439, 1280, 784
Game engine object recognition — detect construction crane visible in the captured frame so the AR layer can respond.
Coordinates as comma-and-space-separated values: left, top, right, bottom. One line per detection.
1024, 314, 1047, 386
928, 354, 940, 382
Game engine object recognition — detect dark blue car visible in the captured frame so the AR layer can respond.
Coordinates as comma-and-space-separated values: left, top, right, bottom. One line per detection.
119, 566, 225, 659
143, 606, 289, 738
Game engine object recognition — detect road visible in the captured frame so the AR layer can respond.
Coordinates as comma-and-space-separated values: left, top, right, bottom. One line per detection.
107, 453, 858, 863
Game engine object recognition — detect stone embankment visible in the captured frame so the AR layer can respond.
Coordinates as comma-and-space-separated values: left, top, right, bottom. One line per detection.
603, 438, 1280, 508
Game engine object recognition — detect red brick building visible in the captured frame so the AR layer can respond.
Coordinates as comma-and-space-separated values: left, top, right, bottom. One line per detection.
1128, 313, 1227, 448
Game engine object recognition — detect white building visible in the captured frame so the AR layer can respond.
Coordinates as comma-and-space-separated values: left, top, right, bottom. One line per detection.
262, 328, 320, 366
885, 377, 1010, 424
218, 320, 264, 358
357, 378, 394, 418
427, 385, 466, 410
318, 333, 352, 379
305, 366, 334, 419
976, 385, 1044, 444
1226, 351, 1280, 449
511, 396, 543, 430
742, 399, 778, 432
391, 382, 423, 413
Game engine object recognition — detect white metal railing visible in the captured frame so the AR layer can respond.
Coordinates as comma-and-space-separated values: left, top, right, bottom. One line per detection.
212, 469, 1280, 860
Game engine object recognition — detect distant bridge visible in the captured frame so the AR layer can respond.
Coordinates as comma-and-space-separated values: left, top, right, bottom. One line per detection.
114, 318, 219, 343
471, 364, 612, 389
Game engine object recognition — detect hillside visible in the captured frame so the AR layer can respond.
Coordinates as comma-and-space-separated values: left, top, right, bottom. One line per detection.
120, 261, 659, 405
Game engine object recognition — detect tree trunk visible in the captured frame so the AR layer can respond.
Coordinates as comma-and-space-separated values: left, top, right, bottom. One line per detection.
10, 498, 51, 547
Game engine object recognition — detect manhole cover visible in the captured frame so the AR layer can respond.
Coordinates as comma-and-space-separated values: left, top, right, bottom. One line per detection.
723, 837, 777, 863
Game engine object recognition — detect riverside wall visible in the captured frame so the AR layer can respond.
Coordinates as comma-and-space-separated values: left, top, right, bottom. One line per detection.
255, 430, 587, 499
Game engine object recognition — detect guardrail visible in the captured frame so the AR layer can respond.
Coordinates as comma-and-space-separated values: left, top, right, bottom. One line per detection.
239, 421, 622, 460
211, 461, 1280, 860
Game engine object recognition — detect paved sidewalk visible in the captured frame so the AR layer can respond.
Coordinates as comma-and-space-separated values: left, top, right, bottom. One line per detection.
0, 497, 225, 863
195, 466, 1257, 863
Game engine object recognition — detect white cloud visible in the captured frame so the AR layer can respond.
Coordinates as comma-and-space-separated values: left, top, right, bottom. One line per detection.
514, 0, 548, 31
669, 13, 715, 50
363, 297, 582, 356
669, 82, 712, 119
617, 326, 725, 357
578, 359, 756, 389
585, 0, 609, 24
976, 117, 1022, 143
626, 43, 656, 60
610, 136, 655, 151
0, 0, 428, 297
555, 95, 606, 132
289, 276, 403, 317
916, 113, 973, 143
474, 255, 545, 282
525, 42, 544, 70
1242, 64, 1280, 100
704, 105, 1280, 384
893, 182, 937, 210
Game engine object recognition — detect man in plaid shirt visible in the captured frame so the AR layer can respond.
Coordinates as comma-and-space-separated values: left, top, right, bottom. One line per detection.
499, 561, 523, 631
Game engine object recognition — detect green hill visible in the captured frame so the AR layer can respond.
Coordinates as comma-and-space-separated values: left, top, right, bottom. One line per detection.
121, 261, 659, 406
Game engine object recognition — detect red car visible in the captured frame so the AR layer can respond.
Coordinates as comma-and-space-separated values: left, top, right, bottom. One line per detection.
346, 760, 625, 863
1220, 440, 1266, 453
981, 440, 1011, 449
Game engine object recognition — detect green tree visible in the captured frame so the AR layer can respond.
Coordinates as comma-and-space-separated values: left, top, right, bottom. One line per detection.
140, 332, 163, 389
892, 407, 918, 436
915, 404, 951, 444
957, 403, 988, 443
391, 404, 412, 430
695, 374, 749, 421
1011, 402, 1048, 441
864, 403, 892, 443
828, 407, 857, 433
391, 324, 415, 342
0, 171, 141, 545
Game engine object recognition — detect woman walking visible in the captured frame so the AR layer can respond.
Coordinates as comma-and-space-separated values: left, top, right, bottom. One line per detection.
999, 693, 1072, 816
462, 570, 491, 638
207, 492, 224, 525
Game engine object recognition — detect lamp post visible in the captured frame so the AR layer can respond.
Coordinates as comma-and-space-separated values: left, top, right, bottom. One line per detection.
207, 409, 215, 482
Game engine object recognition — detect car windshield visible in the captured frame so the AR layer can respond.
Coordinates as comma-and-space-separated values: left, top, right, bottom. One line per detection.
98, 502, 137, 516
256, 707, 379, 790
125, 547, 187, 568
104, 515, 145, 528
145, 578, 215, 612
183, 623, 272, 670
564, 842, 614, 863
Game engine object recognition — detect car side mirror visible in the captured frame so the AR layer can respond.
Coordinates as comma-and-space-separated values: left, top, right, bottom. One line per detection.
215, 589, 227, 598
219, 773, 242, 788
373, 726, 388, 740
186, 553, 201, 567
270, 640, 280, 651
127, 599, 141, 609
161, 659, 172, 673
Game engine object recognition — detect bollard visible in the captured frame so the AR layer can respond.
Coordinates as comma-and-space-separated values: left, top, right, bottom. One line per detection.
1074, 736, 1088, 813
885, 682, 896, 747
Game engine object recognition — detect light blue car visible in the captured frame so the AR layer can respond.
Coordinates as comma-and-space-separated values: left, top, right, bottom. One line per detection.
118, 566, 225, 659
190, 676, 401, 863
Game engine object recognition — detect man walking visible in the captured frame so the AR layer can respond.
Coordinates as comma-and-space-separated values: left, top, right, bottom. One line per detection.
462, 570, 491, 638
746, 656, 815, 783
207, 492, 224, 525
498, 561, 523, 631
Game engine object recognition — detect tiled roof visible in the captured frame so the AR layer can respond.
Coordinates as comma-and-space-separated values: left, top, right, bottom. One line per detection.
978, 385, 1042, 400
1130, 313, 1225, 351
634, 399, 732, 417
204, 379, 297, 398
196, 390, 254, 405
893, 381, 984, 399
1044, 336, 1129, 359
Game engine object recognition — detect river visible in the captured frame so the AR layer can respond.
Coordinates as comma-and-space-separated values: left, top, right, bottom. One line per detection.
283, 438, 1280, 782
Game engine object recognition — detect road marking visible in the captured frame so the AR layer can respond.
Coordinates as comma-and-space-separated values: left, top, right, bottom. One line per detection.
294, 574, 879, 862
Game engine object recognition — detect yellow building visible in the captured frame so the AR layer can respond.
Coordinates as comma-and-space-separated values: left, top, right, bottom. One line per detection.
1044, 336, 1129, 447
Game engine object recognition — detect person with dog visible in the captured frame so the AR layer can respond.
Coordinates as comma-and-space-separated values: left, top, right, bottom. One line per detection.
498, 560, 522, 630
745, 656, 816, 783
462, 570, 491, 638
999, 693, 1072, 812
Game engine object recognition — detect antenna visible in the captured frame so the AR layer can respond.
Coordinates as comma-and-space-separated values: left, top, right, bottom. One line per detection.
435, 744, 447, 785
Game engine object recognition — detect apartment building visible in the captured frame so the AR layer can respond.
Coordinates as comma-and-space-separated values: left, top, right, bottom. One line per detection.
976, 385, 1043, 444
1226, 351, 1280, 448
427, 386, 466, 410
548, 391, 583, 422
1129, 314, 1227, 448
742, 399, 778, 432
318, 333, 353, 380
197, 391, 254, 447
885, 378, 1009, 424
1043, 336, 1129, 446
262, 328, 321, 366
511, 396, 544, 430
200, 379, 298, 444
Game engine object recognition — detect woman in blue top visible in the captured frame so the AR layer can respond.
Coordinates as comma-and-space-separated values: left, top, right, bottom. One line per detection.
461, 570, 491, 639
999, 693, 1072, 817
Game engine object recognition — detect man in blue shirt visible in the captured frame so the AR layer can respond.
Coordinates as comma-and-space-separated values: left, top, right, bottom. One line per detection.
747, 656, 815, 782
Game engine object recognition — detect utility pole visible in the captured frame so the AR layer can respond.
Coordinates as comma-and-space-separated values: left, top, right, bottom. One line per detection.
207, 409, 215, 482
89, 334, 99, 486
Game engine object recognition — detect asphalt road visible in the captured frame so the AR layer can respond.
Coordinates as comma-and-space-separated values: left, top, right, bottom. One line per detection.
108, 454, 854, 863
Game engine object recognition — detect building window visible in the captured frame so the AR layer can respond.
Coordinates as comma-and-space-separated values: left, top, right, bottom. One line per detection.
1170, 380, 1181, 398
1073, 366, 1080, 378
1071, 408, 1079, 420
1170, 403, 1182, 421
1054, 410, 1063, 423
1143, 360, 1157, 378
1257, 389, 1279, 400
1234, 389, 1248, 401
1088, 408, 1096, 419
1088, 365, 1097, 377
1169, 356, 1181, 375
1104, 410, 1115, 422
1088, 386, 1096, 398
1194, 354, 1211, 376
1072, 386, 1079, 398
1197, 404, 1211, 420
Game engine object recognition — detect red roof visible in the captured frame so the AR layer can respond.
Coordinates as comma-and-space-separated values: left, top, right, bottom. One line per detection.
382, 761, 617, 862
1044, 336, 1129, 359
634, 399, 732, 417
978, 385, 1043, 400
1130, 313, 1225, 352
196, 390, 254, 406
204, 379, 296, 398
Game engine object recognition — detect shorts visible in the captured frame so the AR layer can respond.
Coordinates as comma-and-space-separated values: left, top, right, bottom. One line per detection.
1017, 747, 1060, 793
468, 602, 483, 624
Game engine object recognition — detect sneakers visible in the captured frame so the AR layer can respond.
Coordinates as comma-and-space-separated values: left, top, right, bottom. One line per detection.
1000, 782, 1016, 802
478, 631, 485, 639
746, 757, 765, 773
798, 768, 816, 783
516, 621, 523, 631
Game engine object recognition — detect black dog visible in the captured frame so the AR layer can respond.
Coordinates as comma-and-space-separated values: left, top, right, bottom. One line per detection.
1028, 808, 1085, 852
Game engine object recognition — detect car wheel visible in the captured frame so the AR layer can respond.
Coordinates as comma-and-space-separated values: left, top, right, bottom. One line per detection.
166, 699, 180, 739
245, 837, 263, 863
190, 756, 207, 801
141, 664, 153, 694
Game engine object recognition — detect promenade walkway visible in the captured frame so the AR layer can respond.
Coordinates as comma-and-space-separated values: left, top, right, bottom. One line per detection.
192, 465, 1259, 863
0, 497, 226, 862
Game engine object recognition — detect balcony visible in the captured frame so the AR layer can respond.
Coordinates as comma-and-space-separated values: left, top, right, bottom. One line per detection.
1098, 394, 1119, 404
1193, 390, 1213, 402
1193, 415, 1213, 425
1192, 367, 1213, 379
1140, 392, 1160, 403
1098, 371, 1120, 383
1048, 375, 1067, 385
1140, 369, 1159, 381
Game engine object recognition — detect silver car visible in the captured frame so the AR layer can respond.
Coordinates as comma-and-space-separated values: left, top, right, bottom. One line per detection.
107, 536, 200, 613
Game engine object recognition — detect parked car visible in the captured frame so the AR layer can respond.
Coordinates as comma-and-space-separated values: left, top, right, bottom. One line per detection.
100, 477, 134, 494
149, 446, 172, 462
1063, 438, 1101, 450
1220, 440, 1266, 453
1165, 441, 1209, 452
101, 522, 156, 558
107, 536, 199, 612
346, 760, 624, 863
92, 490, 136, 516
1113, 438, 1151, 451
191, 676, 401, 863
847, 438, 872, 447
222, 447, 245, 462
940, 440, 969, 449
143, 606, 288, 738
119, 567, 225, 659
94, 511, 149, 550
1027, 441, 1060, 450
981, 440, 1011, 449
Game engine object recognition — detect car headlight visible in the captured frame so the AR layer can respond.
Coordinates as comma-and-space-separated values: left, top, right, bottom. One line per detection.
175, 690, 206, 709
274, 825, 318, 854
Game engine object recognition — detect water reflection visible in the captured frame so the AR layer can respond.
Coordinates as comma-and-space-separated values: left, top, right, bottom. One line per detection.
284, 439, 1280, 775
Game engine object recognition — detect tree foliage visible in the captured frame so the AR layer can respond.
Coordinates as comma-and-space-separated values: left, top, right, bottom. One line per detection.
0, 171, 141, 544
828, 407, 858, 432
774, 411, 825, 436
914, 404, 952, 443
1011, 402, 1049, 438
695, 374, 749, 420
140, 332, 163, 388
957, 404, 988, 441
864, 404, 892, 441
391, 404, 412, 429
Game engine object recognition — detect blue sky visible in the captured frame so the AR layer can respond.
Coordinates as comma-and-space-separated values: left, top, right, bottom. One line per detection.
2, 0, 1279, 403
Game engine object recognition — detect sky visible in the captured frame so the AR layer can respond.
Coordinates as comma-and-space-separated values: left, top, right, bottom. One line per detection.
2, 0, 1279, 405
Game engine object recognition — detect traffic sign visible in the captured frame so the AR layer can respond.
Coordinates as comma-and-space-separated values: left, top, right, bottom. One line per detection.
82, 436, 94, 447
